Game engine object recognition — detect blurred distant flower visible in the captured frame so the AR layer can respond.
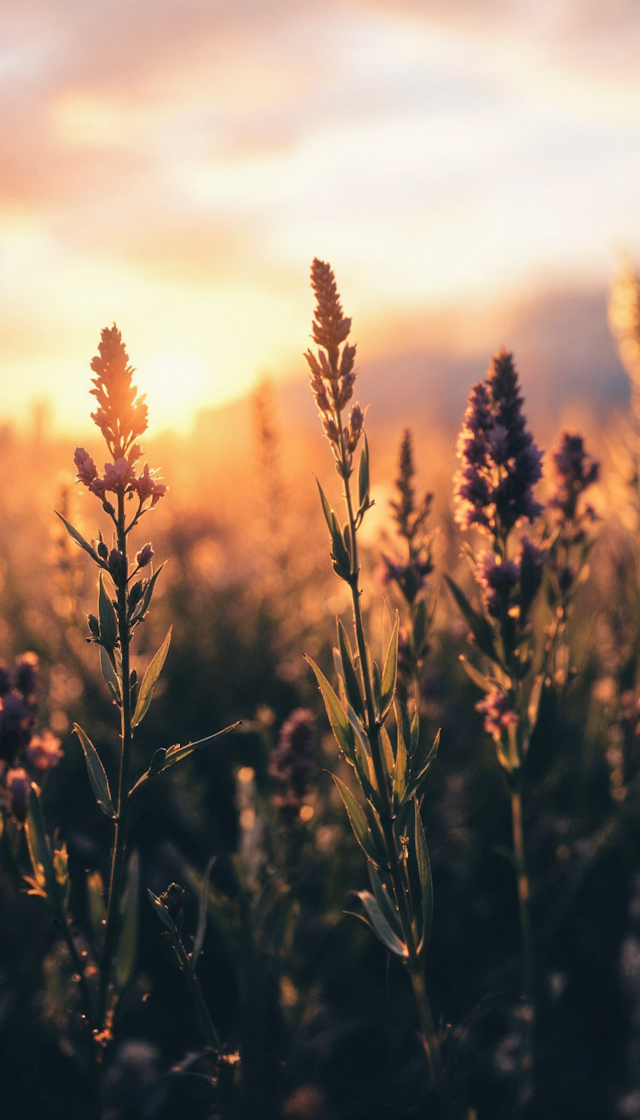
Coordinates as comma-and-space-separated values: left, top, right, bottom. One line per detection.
476, 690, 519, 740
454, 349, 543, 539
5, 767, 31, 823
549, 431, 599, 528
269, 709, 316, 817
25, 730, 63, 772
608, 261, 640, 391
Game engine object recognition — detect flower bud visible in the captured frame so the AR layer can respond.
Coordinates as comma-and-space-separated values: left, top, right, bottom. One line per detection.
87, 614, 100, 637
97, 541, 109, 561
136, 543, 154, 569
160, 882, 185, 922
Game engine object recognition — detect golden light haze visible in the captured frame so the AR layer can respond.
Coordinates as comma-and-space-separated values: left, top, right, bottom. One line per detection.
0, 0, 638, 432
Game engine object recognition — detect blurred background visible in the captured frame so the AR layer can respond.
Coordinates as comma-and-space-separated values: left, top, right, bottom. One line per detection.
0, 2, 640, 1119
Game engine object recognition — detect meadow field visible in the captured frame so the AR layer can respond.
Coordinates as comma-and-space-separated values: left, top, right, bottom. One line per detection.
0, 261, 639, 1120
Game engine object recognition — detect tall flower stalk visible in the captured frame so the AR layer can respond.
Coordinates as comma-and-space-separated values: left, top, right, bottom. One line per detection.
447, 350, 545, 1110
58, 326, 235, 1045
304, 261, 455, 1116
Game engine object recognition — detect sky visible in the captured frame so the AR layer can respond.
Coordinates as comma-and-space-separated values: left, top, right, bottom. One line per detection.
0, 0, 638, 433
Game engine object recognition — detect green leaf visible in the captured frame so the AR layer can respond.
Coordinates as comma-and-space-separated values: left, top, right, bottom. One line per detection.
191, 855, 216, 969
338, 620, 365, 720
147, 888, 177, 934
331, 774, 377, 863
330, 513, 351, 580
86, 870, 106, 950
368, 865, 401, 935
414, 800, 433, 951
402, 729, 441, 805
54, 511, 101, 565
130, 723, 240, 794
380, 612, 399, 720
345, 707, 378, 804
393, 701, 408, 806
380, 725, 395, 779
132, 626, 172, 728
305, 656, 356, 762
316, 479, 334, 535
98, 572, 118, 652
100, 646, 121, 705
131, 562, 167, 624
114, 851, 140, 994
25, 785, 56, 902
356, 891, 408, 958
73, 724, 116, 818
411, 598, 427, 657
444, 575, 498, 662
358, 435, 370, 509
459, 655, 493, 693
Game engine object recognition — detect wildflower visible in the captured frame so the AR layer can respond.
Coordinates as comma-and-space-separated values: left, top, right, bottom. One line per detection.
159, 882, 185, 923
454, 350, 543, 539
25, 730, 63, 771
517, 535, 546, 608
269, 709, 316, 816
476, 690, 519, 739
135, 543, 154, 569
305, 259, 361, 458
5, 767, 31, 822
549, 431, 599, 525
0, 691, 37, 765
103, 458, 136, 491
89, 325, 148, 460
131, 463, 167, 507
14, 651, 39, 699
475, 552, 519, 618
382, 429, 434, 606
74, 447, 98, 487
381, 554, 433, 604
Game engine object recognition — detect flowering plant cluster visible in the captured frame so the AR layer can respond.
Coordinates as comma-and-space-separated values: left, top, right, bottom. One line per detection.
0, 653, 62, 822
380, 429, 435, 700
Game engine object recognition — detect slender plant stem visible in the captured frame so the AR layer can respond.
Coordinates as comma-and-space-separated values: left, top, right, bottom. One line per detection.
337, 424, 456, 1118
510, 785, 535, 1110
173, 938, 223, 1054
60, 912, 96, 1031
98, 488, 134, 1026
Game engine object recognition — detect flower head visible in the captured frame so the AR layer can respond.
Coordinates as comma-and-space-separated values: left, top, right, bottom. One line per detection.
549, 431, 599, 524
74, 447, 98, 487
5, 767, 31, 822
454, 350, 543, 539
136, 543, 154, 569
25, 731, 63, 772
269, 709, 316, 817
475, 552, 519, 618
476, 690, 519, 740
90, 325, 148, 459
305, 260, 362, 456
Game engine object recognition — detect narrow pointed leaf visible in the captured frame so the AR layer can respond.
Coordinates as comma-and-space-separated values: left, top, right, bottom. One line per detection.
414, 800, 433, 950
54, 511, 101, 565
132, 626, 172, 728
305, 656, 356, 762
380, 725, 395, 779
393, 701, 408, 806
459, 655, 494, 693
368, 865, 402, 934
147, 889, 177, 934
131, 562, 167, 624
73, 723, 116, 818
402, 729, 441, 805
25, 785, 56, 901
114, 851, 140, 993
100, 646, 121, 704
87, 870, 107, 950
444, 575, 498, 661
380, 612, 399, 719
98, 572, 118, 652
316, 479, 334, 535
337, 620, 365, 719
331, 774, 377, 862
130, 724, 240, 794
356, 891, 408, 958
358, 435, 370, 508
191, 855, 216, 969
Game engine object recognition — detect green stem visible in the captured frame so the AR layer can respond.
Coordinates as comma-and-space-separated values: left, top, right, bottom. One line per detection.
98, 489, 134, 1027
337, 421, 455, 1118
510, 785, 535, 1111
172, 938, 222, 1054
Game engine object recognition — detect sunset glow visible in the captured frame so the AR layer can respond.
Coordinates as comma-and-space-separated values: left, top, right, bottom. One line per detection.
0, 1, 638, 431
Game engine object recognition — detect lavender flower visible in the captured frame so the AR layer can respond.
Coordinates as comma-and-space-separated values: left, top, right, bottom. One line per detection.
475, 552, 519, 618
269, 709, 316, 817
476, 690, 519, 739
0, 653, 63, 820
549, 431, 599, 525
454, 350, 543, 539
305, 259, 363, 462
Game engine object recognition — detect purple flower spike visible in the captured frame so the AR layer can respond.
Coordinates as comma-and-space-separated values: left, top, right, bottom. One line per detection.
454, 350, 543, 540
